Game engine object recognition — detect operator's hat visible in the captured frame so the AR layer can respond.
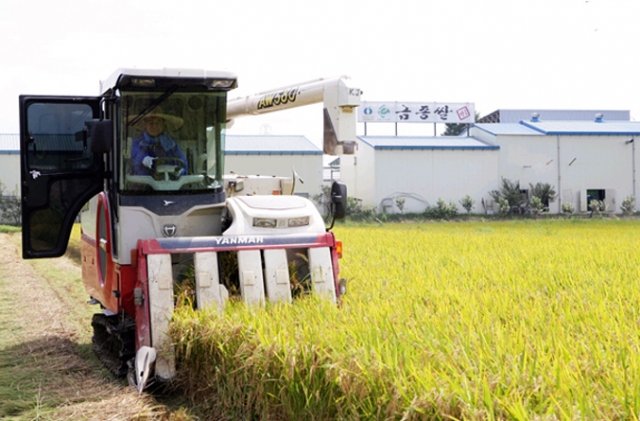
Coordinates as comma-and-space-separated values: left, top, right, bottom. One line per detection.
128, 106, 184, 131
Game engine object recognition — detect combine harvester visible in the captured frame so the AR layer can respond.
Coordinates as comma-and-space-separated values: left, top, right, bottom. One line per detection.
18, 68, 361, 392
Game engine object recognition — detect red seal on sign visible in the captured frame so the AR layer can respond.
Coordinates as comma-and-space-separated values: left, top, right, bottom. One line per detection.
457, 106, 471, 120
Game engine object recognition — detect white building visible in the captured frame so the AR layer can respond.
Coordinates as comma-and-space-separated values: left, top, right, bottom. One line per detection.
224, 134, 323, 199
0, 134, 19, 193
470, 119, 640, 214
340, 136, 499, 213
340, 116, 640, 214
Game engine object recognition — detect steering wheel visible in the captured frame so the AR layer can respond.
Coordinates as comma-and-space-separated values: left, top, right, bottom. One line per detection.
152, 157, 186, 180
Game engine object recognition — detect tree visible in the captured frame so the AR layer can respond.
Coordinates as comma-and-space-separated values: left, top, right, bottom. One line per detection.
442, 123, 467, 136
442, 112, 480, 136
529, 182, 557, 211
459, 194, 475, 214
489, 178, 528, 214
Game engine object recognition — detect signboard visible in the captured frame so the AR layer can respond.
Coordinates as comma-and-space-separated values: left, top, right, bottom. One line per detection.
358, 102, 475, 124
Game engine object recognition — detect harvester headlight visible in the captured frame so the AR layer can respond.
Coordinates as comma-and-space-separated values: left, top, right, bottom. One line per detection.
130, 78, 156, 87
211, 79, 236, 88
288, 216, 310, 227
253, 218, 277, 228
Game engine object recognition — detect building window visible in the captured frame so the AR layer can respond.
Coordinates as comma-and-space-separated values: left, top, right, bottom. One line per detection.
586, 189, 605, 203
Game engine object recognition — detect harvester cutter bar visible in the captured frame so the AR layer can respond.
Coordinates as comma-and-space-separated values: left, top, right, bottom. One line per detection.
134, 232, 340, 382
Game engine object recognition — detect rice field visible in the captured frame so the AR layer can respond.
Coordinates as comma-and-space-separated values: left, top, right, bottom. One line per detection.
170, 219, 640, 420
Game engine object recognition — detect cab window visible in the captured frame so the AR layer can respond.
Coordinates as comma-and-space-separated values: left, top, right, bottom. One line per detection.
119, 92, 226, 193
26, 103, 94, 171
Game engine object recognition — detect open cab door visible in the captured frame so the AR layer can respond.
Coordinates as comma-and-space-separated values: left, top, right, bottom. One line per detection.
20, 96, 106, 259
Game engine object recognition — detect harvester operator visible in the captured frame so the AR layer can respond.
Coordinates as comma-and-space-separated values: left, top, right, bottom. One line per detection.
131, 106, 188, 176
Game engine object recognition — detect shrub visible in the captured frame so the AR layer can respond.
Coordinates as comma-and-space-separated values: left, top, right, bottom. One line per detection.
425, 198, 458, 220
589, 199, 607, 216
529, 196, 544, 215
342, 198, 380, 222
346, 197, 361, 215
620, 195, 635, 215
0, 180, 21, 226
497, 197, 510, 214
561, 201, 575, 215
395, 197, 406, 213
360, 205, 378, 219
311, 185, 332, 215
459, 195, 475, 214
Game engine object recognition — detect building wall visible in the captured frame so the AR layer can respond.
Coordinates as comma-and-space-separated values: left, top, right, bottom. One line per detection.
224, 153, 323, 198
342, 130, 639, 215
339, 155, 357, 193
373, 149, 499, 213
339, 142, 376, 206
492, 133, 637, 213
558, 135, 636, 213
0, 153, 20, 192
495, 134, 560, 212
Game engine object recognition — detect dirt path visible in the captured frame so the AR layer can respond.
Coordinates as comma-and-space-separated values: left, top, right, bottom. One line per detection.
0, 233, 187, 421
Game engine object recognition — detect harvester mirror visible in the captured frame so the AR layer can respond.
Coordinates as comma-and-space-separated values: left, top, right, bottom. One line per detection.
90, 119, 113, 154
330, 181, 347, 220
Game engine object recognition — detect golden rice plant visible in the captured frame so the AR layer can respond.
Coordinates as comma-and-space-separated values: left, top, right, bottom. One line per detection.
170, 219, 640, 420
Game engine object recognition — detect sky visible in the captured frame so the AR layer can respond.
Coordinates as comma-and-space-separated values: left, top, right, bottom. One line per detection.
1, 0, 638, 147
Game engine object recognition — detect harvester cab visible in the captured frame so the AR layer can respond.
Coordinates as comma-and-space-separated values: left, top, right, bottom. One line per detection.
18, 68, 351, 392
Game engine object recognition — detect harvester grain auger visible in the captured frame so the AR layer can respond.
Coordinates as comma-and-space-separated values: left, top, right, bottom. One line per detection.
18, 69, 357, 392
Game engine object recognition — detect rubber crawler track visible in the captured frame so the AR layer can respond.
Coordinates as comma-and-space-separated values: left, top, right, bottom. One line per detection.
91, 313, 136, 377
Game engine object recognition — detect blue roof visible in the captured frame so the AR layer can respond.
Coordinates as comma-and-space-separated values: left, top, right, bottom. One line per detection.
0, 134, 19, 153
473, 124, 543, 136
357, 136, 499, 150
480, 109, 630, 123
225, 135, 322, 155
520, 121, 640, 135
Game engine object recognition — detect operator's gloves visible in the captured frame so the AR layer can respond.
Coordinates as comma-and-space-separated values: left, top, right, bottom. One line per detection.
142, 156, 155, 169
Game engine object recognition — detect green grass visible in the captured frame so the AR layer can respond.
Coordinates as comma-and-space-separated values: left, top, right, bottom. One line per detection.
0, 225, 21, 233
170, 219, 640, 420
